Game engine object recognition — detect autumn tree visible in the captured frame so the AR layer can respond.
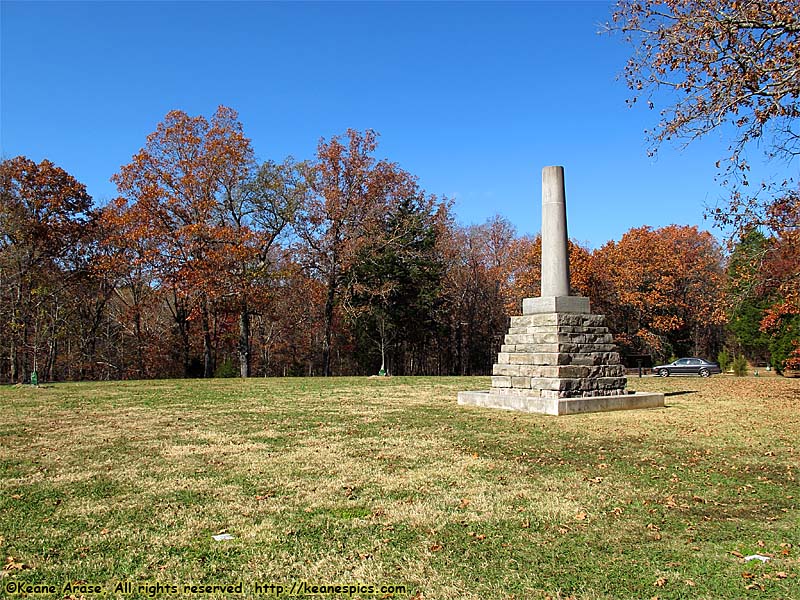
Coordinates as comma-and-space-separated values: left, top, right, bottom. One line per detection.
435, 217, 518, 375
593, 225, 726, 360
609, 0, 800, 170
218, 158, 308, 377
97, 197, 163, 377
0, 156, 94, 382
295, 129, 419, 376
609, 0, 800, 366
112, 106, 254, 378
248, 257, 324, 376
757, 193, 800, 371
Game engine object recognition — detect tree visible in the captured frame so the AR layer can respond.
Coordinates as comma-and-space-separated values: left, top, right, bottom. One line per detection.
757, 194, 800, 371
609, 0, 800, 171
0, 156, 94, 382
219, 158, 307, 377
435, 217, 518, 376
609, 1, 800, 365
295, 129, 417, 376
97, 197, 163, 378
593, 225, 726, 360
342, 189, 447, 375
725, 228, 772, 362
112, 106, 254, 378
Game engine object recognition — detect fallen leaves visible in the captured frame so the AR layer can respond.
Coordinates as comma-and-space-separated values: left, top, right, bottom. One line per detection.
647, 523, 663, 540
2, 556, 31, 575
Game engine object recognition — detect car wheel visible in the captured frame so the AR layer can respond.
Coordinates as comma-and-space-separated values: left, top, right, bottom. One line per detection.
658, 369, 669, 377
699, 368, 710, 378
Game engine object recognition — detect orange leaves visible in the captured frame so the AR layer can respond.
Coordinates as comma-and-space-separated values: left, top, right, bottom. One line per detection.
610, 1, 800, 335
592, 224, 725, 357
107, 107, 259, 377
111, 106, 256, 301
0, 156, 94, 252
295, 128, 445, 376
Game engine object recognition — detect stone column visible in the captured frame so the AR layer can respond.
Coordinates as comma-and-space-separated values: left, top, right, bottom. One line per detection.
541, 166, 570, 297
457, 164, 664, 414
523, 166, 588, 314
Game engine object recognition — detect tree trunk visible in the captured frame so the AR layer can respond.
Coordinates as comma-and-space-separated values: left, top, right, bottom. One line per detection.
10, 340, 18, 383
47, 337, 57, 382
171, 289, 191, 378
10, 281, 22, 383
322, 276, 336, 377
378, 317, 387, 375
201, 299, 213, 378
133, 310, 145, 377
238, 305, 250, 378
181, 325, 191, 377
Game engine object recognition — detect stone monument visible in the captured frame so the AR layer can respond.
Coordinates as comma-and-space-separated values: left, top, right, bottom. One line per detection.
458, 166, 664, 415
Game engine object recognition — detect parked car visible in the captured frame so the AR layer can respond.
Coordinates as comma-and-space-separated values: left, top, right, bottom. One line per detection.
652, 358, 721, 377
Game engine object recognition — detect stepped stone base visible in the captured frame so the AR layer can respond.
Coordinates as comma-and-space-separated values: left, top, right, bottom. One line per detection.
494, 306, 628, 398
458, 296, 664, 415
458, 390, 665, 415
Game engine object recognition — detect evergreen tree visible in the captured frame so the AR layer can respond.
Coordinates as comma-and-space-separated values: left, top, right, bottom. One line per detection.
726, 229, 772, 364
343, 191, 445, 375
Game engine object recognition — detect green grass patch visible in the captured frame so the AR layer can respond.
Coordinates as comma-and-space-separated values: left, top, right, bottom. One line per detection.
0, 375, 798, 599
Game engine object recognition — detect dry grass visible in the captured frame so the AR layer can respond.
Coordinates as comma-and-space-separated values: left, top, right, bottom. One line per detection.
1, 375, 798, 599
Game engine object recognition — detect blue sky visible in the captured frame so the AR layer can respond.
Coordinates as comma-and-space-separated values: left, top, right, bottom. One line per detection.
0, 0, 759, 248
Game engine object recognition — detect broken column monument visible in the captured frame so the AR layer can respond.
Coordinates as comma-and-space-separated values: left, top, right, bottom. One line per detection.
458, 166, 664, 415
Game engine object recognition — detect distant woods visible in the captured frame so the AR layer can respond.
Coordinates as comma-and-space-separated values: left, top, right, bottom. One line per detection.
1, 107, 797, 382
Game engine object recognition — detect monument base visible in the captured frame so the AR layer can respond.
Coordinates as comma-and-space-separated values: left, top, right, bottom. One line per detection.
457, 390, 664, 416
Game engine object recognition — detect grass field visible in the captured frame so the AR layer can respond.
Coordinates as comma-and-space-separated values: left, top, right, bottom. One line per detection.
1, 375, 798, 599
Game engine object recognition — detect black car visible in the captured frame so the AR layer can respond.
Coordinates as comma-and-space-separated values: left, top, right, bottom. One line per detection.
652, 358, 721, 377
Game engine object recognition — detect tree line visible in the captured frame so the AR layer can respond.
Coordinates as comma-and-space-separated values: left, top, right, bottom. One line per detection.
1, 106, 797, 383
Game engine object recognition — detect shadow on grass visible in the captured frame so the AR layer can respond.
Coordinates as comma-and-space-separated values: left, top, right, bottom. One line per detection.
664, 390, 698, 397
